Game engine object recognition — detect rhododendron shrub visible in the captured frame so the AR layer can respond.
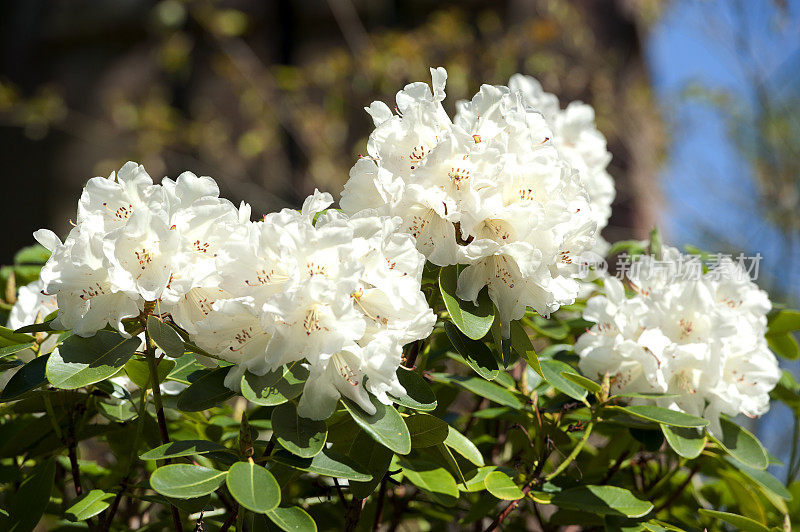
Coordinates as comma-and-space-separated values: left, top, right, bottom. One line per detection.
1, 69, 798, 532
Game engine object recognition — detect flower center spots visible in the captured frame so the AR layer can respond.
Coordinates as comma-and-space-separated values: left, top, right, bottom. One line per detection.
674, 370, 697, 394
135, 249, 152, 270
486, 220, 511, 242
79, 283, 106, 300
559, 250, 573, 264
493, 256, 515, 289
192, 239, 215, 256
332, 352, 359, 386
722, 297, 742, 308
679, 318, 694, 338
518, 188, 536, 201
352, 291, 389, 326
304, 306, 323, 335
245, 268, 283, 286
448, 166, 470, 189
230, 326, 255, 352
408, 214, 431, 239
103, 202, 133, 221
306, 262, 327, 277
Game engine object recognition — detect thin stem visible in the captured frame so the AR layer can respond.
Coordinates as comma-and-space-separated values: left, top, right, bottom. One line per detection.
653, 462, 701, 514
219, 505, 238, 532
544, 421, 595, 482
144, 327, 184, 532
788, 415, 800, 485
372, 475, 389, 531
645, 458, 685, 498
482, 477, 538, 532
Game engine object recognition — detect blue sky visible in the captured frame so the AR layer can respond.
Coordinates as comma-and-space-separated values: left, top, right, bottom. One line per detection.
648, 0, 800, 475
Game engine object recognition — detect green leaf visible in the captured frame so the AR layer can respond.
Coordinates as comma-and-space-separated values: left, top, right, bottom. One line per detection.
177, 367, 235, 412
399, 459, 459, 507
509, 320, 542, 377
342, 395, 411, 455
14, 243, 50, 264
709, 416, 768, 470
124, 357, 176, 389
698, 509, 770, 532
97, 400, 139, 422
348, 430, 393, 498
444, 426, 484, 467
5, 457, 55, 532
406, 414, 449, 448
526, 316, 569, 340
484, 471, 523, 500
0, 354, 49, 401
0, 342, 35, 359
724, 456, 792, 500
649, 227, 662, 259
240, 364, 306, 406
660, 424, 706, 459
459, 466, 496, 492
608, 405, 708, 428
767, 332, 799, 360
435, 443, 466, 487
14, 320, 59, 334
444, 321, 498, 380
767, 309, 800, 335
389, 367, 437, 411
0, 326, 36, 345
65, 489, 115, 521
540, 359, 588, 401
272, 448, 371, 481
146, 316, 186, 358
266, 506, 317, 531
560, 371, 602, 394
551, 485, 653, 518
140, 440, 232, 461
440, 266, 494, 340
272, 402, 327, 458
430, 373, 524, 409
226, 461, 281, 513
165, 354, 205, 384
150, 464, 227, 499
46, 331, 140, 389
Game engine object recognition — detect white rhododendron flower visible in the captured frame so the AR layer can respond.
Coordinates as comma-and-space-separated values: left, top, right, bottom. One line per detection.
184, 190, 436, 420
575, 246, 780, 435
341, 67, 598, 334
509, 74, 615, 251
35, 162, 243, 337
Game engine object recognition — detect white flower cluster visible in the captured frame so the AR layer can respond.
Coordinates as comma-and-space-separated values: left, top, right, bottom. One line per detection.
35, 164, 435, 420
576, 246, 781, 434
341, 68, 605, 335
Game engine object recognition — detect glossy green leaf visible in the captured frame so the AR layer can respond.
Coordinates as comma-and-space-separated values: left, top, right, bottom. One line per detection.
709, 416, 768, 470
240, 364, 306, 406
46, 331, 140, 389
459, 466, 496, 492
485, 470, 523, 500
0, 342, 35, 359
724, 456, 791, 499
660, 424, 706, 459
767, 309, 800, 335
526, 316, 569, 340
150, 464, 227, 499
176, 367, 235, 412
140, 440, 232, 460
540, 359, 588, 401
0, 326, 35, 345
767, 332, 799, 360
272, 448, 371, 481
266, 506, 317, 531
406, 414, 449, 448
226, 461, 281, 513
399, 459, 459, 507
146, 316, 185, 358
698, 509, 770, 532
348, 430, 393, 499
272, 402, 327, 458
65, 489, 115, 521
551, 485, 653, 518
124, 357, 176, 389
5, 457, 55, 532
97, 400, 138, 423
444, 321, 498, 380
509, 320, 542, 377
608, 405, 708, 428
342, 394, 411, 455
440, 266, 494, 340
0, 354, 49, 401
436, 442, 466, 486
166, 354, 206, 385
444, 426, 484, 467
430, 373, 524, 409
561, 371, 602, 394
14, 320, 59, 335
389, 367, 437, 411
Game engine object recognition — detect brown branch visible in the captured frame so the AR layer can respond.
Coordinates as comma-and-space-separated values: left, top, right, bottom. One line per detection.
653, 462, 701, 514
372, 475, 389, 531
218, 505, 238, 532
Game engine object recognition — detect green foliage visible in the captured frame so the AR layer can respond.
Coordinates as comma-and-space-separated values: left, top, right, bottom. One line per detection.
0, 255, 798, 531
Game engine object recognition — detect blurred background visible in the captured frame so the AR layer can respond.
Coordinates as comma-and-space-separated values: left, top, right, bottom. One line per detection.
1, 0, 798, 472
